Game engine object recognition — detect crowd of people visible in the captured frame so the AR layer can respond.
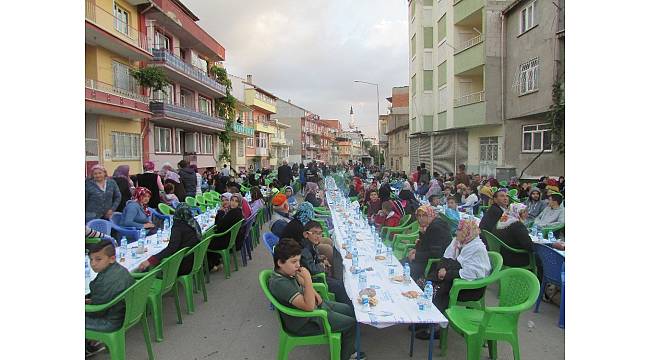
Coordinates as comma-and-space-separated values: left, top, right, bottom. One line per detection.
85, 159, 564, 358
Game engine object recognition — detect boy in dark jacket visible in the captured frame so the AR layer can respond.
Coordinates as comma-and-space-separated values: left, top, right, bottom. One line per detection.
177, 160, 197, 197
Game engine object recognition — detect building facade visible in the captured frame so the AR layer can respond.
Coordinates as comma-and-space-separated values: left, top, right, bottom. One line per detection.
272, 99, 308, 165
142, 0, 227, 171
502, 0, 565, 178
386, 86, 410, 173
407, 0, 508, 176
85, 0, 154, 175
243, 75, 278, 170
321, 120, 342, 165
270, 120, 292, 168
229, 73, 259, 172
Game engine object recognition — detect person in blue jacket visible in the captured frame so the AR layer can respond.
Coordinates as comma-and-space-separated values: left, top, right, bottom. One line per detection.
120, 187, 155, 231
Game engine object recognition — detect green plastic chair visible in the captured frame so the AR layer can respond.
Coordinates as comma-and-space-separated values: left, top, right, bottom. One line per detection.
177, 237, 211, 314
440, 268, 540, 360
158, 203, 175, 216
132, 248, 188, 342
251, 210, 266, 248
313, 207, 331, 215
491, 186, 498, 194
313, 218, 330, 238
259, 270, 342, 360
380, 214, 413, 242
185, 196, 198, 210
392, 232, 418, 259
482, 230, 537, 274
499, 180, 508, 188
85, 237, 101, 245
195, 194, 207, 212
202, 193, 218, 207
382, 218, 418, 245
507, 189, 518, 198
85, 269, 159, 360
205, 219, 244, 279
348, 196, 358, 202
241, 185, 251, 195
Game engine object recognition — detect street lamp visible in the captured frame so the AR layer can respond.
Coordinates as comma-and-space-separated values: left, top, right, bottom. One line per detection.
353, 80, 382, 170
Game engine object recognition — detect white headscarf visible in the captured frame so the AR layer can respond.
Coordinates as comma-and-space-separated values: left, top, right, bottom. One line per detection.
496, 203, 527, 230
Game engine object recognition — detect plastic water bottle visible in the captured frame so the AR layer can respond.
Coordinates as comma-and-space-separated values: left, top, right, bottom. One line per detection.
359, 269, 367, 289
120, 237, 127, 261
352, 254, 359, 274
387, 246, 393, 264
417, 294, 427, 311
403, 263, 411, 284
361, 294, 370, 312
156, 229, 162, 246
424, 281, 434, 310
537, 231, 544, 241
548, 232, 556, 243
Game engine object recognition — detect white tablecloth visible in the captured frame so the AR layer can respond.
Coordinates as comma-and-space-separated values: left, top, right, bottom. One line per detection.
326, 195, 448, 329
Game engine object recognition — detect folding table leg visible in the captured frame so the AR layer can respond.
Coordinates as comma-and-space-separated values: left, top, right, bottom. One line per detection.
355, 322, 361, 360
428, 324, 435, 360
409, 324, 415, 357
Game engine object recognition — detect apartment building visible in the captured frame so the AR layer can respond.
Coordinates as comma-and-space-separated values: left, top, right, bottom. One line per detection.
85, 0, 153, 175
502, 0, 565, 178
228, 73, 256, 172
242, 75, 278, 170
321, 120, 343, 165
386, 86, 410, 173
272, 99, 308, 165
301, 114, 322, 162
408, 0, 508, 176
270, 120, 291, 168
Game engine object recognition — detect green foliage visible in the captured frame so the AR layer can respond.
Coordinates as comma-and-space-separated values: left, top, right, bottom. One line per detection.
363, 140, 372, 150
547, 80, 565, 154
210, 65, 237, 162
130, 67, 169, 92
368, 145, 384, 165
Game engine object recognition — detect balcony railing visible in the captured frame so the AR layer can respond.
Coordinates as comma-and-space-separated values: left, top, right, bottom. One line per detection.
453, 90, 485, 107
255, 147, 269, 157
150, 102, 226, 130
86, 79, 149, 104
85, 0, 148, 51
233, 122, 254, 137
152, 49, 227, 95
455, 34, 484, 54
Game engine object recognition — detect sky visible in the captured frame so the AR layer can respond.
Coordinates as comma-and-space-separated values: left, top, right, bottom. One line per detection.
184, 0, 408, 139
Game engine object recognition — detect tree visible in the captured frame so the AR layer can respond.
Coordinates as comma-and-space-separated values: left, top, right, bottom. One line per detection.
368, 145, 384, 165
210, 66, 237, 162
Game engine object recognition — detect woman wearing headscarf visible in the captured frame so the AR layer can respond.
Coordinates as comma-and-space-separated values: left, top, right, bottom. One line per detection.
425, 178, 442, 200
112, 165, 134, 212
304, 182, 322, 207
120, 187, 155, 231
492, 203, 537, 268
85, 164, 121, 223
161, 162, 186, 202
429, 219, 491, 312
284, 186, 298, 211
404, 205, 452, 282
136, 161, 163, 208
207, 192, 244, 269
249, 186, 265, 215
137, 203, 200, 275
398, 181, 420, 216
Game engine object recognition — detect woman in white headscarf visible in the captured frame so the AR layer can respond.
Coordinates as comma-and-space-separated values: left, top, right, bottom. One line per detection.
492, 203, 536, 268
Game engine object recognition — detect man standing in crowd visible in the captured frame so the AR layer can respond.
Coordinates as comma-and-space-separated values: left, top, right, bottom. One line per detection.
278, 160, 293, 188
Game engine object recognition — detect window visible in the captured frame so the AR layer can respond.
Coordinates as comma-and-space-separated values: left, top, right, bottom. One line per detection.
198, 96, 212, 116
437, 14, 446, 42
519, 57, 539, 95
423, 70, 433, 91
180, 89, 194, 109
255, 132, 268, 148
424, 27, 434, 48
191, 51, 208, 73
522, 123, 552, 152
480, 137, 498, 161
85, 116, 98, 159
246, 136, 254, 147
154, 127, 172, 153
112, 132, 140, 160
112, 61, 134, 91
201, 134, 213, 154
410, 34, 416, 58
185, 132, 199, 153
519, 0, 537, 34
410, 1, 415, 21
438, 85, 447, 111
154, 31, 170, 50
152, 84, 173, 104
411, 74, 416, 96
238, 139, 244, 157
438, 61, 447, 86
174, 129, 182, 154
113, 3, 129, 35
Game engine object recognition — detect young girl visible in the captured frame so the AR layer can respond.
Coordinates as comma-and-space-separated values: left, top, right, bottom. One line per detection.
162, 182, 180, 208
374, 200, 402, 229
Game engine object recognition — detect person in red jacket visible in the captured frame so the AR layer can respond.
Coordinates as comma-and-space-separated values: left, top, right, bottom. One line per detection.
374, 200, 402, 229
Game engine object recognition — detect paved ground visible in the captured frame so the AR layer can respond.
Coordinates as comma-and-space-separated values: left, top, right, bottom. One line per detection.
93, 222, 564, 360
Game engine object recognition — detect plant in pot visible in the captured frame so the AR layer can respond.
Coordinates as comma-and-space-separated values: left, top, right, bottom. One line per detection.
130, 67, 170, 99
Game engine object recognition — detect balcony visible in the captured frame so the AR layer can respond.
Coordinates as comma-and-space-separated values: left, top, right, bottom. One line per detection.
245, 88, 277, 114
255, 147, 269, 157
454, 90, 485, 107
454, 41, 484, 75
233, 122, 254, 137
453, 98, 486, 128
454, 0, 484, 24
85, 0, 151, 61
150, 102, 225, 131
151, 49, 226, 98
271, 137, 291, 146
255, 122, 276, 134
455, 34, 484, 55
85, 79, 151, 119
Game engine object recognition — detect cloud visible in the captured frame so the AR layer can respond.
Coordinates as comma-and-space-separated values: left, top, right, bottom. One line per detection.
184, 0, 408, 138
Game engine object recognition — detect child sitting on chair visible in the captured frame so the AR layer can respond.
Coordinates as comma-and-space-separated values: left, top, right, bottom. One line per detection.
85, 240, 135, 356
161, 182, 180, 208
445, 197, 461, 234
268, 239, 365, 360
374, 200, 402, 229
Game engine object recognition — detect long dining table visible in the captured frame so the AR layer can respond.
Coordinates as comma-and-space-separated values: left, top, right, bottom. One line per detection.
324, 179, 448, 360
